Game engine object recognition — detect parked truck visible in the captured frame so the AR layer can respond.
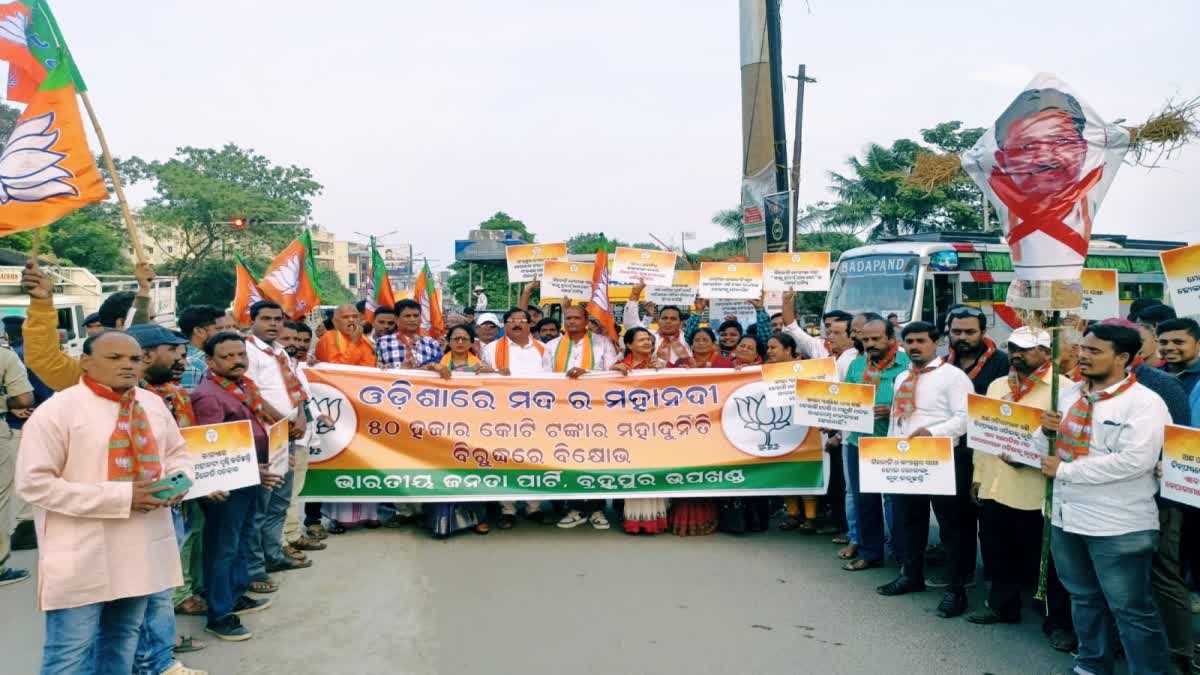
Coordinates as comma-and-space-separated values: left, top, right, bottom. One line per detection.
0, 265, 178, 355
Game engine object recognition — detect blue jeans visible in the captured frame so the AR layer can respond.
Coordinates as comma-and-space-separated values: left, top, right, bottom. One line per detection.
248, 464, 294, 579
203, 485, 258, 622
841, 443, 859, 545
1051, 527, 1169, 675
847, 444, 886, 563
42, 595, 150, 675
133, 589, 175, 675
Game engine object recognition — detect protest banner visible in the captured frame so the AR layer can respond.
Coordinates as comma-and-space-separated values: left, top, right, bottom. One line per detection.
1079, 269, 1119, 321
760, 358, 837, 407
793, 379, 875, 434
762, 252, 831, 292
1162, 424, 1200, 509
299, 366, 825, 501
541, 260, 594, 301
858, 436, 955, 495
505, 242, 568, 282
267, 420, 290, 476
181, 421, 260, 498
709, 298, 758, 328
646, 270, 699, 307
1161, 243, 1200, 318
611, 247, 678, 286
699, 262, 763, 299
966, 394, 1045, 468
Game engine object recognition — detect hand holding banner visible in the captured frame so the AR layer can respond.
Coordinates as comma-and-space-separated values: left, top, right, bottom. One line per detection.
966, 394, 1045, 468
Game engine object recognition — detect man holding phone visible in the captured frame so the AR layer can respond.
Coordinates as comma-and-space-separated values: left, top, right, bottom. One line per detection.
16, 331, 194, 674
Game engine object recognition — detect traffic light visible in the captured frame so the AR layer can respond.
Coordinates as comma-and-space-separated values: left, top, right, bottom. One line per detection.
230, 217, 247, 230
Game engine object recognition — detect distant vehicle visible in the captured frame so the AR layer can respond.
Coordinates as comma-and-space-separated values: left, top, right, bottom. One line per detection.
0, 265, 178, 355
824, 232, 1182, 344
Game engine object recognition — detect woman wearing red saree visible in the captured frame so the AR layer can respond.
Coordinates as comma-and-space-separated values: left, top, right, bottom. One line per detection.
612, 328, 670, 535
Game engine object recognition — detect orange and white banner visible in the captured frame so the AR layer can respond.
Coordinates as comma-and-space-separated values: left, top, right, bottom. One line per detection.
793, 379, 876, 434
1161, 243, 1200, 319
858, 436, 955, 495
761, 358, 837, 406
763, 252, 831, 292
541, 260, 595, 301
299, 365, 825, 501
699, 262, 763, 299
1079, 269, 1119, 321
966, 394, 1046, 468
181, 421, 260, 497
611, 247, 678, 286
646, 270, 700, 307
1162, 425, 1200, 509
506, 242, 568, 282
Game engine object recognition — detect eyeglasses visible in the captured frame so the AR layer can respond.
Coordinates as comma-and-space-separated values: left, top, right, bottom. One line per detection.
449, 336, 472, 342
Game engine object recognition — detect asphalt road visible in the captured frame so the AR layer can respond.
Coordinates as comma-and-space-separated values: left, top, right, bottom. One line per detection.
2, 517, 1095, 675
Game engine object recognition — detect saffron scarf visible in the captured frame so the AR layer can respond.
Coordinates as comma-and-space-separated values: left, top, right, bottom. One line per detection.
893, 361, 942, 420
948, 337, 997, 380
655, 331, 688, 365
862, 342, 899, 385
440, 351, 481, 371
84, 376, 161, 483
620, 353, 653, 371
251, 337, 306, 407
553, 334, 594, 372
494, 337, 544, 370
1005, 360, 1052, 403
1055, 374, 1139, 461
143, 381, 195, 428
209, 371, 278, 429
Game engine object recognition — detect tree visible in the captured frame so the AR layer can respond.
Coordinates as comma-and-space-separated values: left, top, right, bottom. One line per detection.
315, 269, 355, 305
445, 212, 538, 310
118, 144, 323, 287
711, 208, 744, 239
800, 120, 989, 240
173, 257, 241, 310
567, 232, 626, 254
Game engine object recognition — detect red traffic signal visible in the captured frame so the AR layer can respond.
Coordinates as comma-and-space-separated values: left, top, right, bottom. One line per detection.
230, 217, 247, 230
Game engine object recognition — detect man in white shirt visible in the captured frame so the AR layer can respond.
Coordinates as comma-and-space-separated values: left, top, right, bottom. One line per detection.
780, 290, 831, 360
481, 308, 553, 527
623, 282, 690, 365
544, 305, 617, 530
876, 321, 975, 620
1038, 322, 1170, 675
244, 302, 312, 586
473, 286, 488, 312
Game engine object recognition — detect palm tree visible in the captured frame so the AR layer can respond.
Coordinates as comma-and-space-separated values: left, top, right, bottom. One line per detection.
711, 208, 744, 239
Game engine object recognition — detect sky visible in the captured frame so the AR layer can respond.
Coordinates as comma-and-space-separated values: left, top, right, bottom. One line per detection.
44, 0, 1200, 271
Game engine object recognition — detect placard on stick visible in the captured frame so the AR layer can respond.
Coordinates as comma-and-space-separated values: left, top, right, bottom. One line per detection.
542, 260, 595, 301
505, 243, 568, 282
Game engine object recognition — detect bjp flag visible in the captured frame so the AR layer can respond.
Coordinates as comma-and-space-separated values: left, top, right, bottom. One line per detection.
363, 241, 396, 323
232, 256, 266, 326
586, 249, 618, 341
413, 259, 444, 338
261, 231, 322, 319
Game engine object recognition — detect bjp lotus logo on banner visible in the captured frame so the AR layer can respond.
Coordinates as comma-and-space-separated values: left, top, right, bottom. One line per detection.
721, 381, 809, 458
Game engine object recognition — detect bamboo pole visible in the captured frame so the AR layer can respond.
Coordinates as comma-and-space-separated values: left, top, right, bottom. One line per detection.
79, 91, 146, 264
1034, 311, 1062, 602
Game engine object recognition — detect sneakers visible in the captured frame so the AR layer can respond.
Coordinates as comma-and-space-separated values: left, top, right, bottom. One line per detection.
0, 567, 30, 587
557, 510, 586, 528
205, 616, 252, 642
232, 595, 273, 616
162, 660, 208, 675
589, 511, 611, 530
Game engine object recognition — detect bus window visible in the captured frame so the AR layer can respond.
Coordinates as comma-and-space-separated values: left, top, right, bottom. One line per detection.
56, 308, 78, 341
932, 274, 957, 325
956, 254, 984, 271
827, 254, 920, 321
1121, 282, 1163, 301
982, 252, 1013, 272
921, 279, 936, 325
961, 282, 994, 303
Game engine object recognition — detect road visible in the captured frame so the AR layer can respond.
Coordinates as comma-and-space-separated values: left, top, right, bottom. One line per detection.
3, 522, 1086, 675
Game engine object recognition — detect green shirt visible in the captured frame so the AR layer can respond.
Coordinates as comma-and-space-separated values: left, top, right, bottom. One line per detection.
844, 349, 911, 446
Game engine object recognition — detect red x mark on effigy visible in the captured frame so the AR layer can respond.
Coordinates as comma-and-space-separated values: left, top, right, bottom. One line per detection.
988, 166, 1104, 259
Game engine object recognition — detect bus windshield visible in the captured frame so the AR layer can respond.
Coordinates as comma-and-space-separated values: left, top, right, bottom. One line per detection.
826, 254, 920, 321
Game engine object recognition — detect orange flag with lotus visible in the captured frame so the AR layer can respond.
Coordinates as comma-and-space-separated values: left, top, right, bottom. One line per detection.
586, 249, 618, 341
231, 256, 266, 326
260, 233, 321, 319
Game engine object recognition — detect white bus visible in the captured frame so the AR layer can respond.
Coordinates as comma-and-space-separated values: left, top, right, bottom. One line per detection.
823, 233, 1181, 343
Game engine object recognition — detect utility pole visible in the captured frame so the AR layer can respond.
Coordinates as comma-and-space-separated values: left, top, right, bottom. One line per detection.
789, 65, 816, 248
765, 0, 788, 195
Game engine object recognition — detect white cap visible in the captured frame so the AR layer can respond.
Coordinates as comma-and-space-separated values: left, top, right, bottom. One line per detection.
476, 312, 501, 327
1008, 326, 1051, 350
474, 286, 485, 292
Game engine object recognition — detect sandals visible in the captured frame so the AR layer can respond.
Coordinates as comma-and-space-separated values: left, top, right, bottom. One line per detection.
837, 544, 859, 560
327, 521, 347, 535
174, 595, 208, 616
306, 524, 329, 540
174, 636, 206, 654
266, 558, 312, 573
474, 523, 490, 535
248, 579, 279, 594
842, 558, 883, 572
290, 536, 326, 552
589, 512, 611, 530
282, 545, 308, 562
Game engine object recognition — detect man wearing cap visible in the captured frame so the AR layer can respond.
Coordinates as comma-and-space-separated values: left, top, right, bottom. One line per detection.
475, 313, 501, 346
473, 286, 488, 312
127, 324, 209, 674
968, 327, 1074, 632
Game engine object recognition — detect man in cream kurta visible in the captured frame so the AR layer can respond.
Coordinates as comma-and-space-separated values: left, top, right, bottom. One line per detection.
16, 331, 192, 674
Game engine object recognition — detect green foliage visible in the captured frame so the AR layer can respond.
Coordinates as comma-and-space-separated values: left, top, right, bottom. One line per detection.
117, 144, 322, 286
567, 232, 626, 254
315, 269, 355, 305
169, 257, 240, 310
478, 211, 534, 243
711, 208, 744, 240
801, 120, 990, 240
446, 212, 537, 310
0, 204, 131, 273
694, 237, 746, 261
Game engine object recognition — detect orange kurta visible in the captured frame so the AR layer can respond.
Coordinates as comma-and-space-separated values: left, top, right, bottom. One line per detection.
315, 330, 377, 367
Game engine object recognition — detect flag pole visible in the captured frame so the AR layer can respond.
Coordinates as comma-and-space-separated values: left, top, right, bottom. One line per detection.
79, 91, 146, 264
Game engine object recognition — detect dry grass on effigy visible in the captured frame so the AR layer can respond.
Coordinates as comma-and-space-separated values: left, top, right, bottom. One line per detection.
1127, 97, 1200, 167
904, 152, 963, 193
